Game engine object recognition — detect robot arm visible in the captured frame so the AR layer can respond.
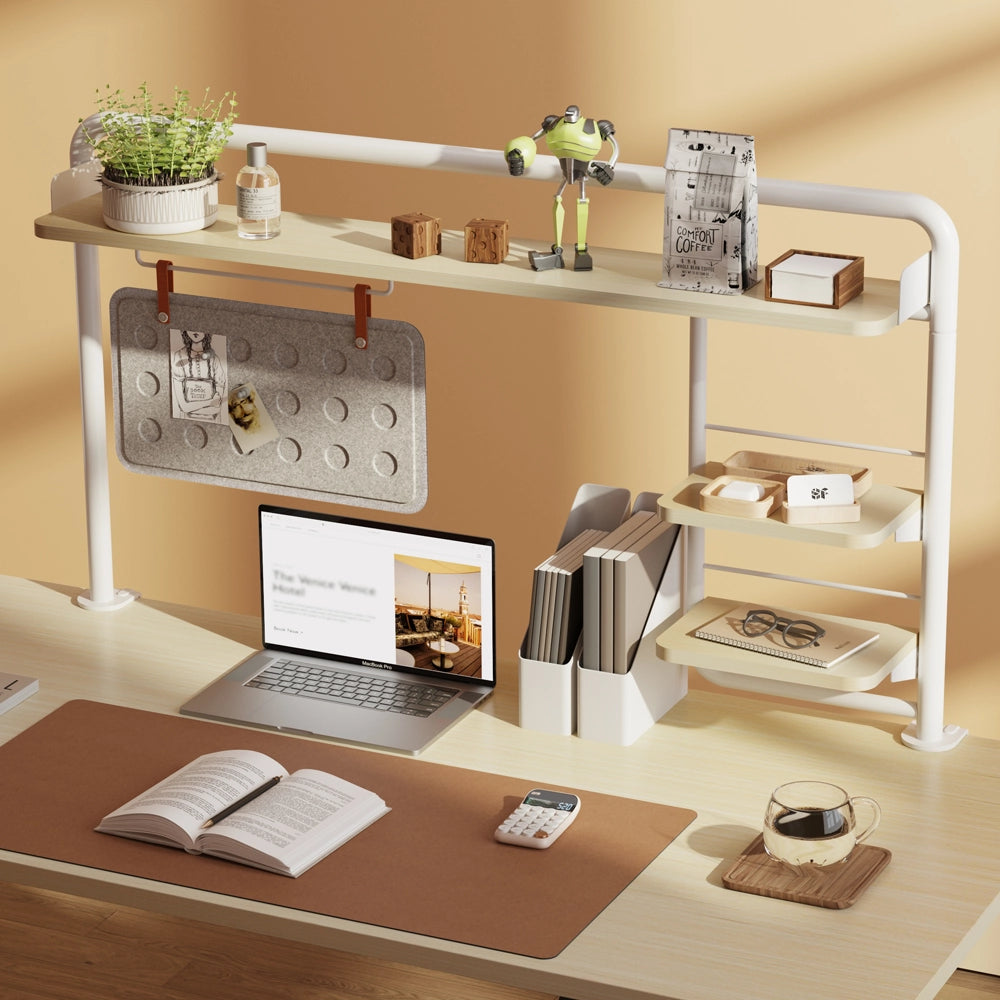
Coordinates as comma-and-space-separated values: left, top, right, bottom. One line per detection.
587, 119, 618, 186
505, 134, 538, 176
505, 114, 563, 176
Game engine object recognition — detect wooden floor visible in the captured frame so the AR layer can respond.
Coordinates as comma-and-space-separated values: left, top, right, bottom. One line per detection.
0, 881, 996, 1000
407, 638, 484, 677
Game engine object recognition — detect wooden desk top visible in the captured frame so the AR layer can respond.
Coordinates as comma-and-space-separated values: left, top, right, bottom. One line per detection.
2, 574, 999, 1000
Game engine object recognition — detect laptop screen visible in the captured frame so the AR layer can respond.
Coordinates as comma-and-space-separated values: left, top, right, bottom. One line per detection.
259, 505, 496, 686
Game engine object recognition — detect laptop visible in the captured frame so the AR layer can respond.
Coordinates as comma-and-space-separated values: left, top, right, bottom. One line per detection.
180, 504, 496, 754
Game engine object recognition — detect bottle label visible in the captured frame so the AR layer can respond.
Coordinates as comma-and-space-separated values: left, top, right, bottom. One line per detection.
237, 186, 281, 221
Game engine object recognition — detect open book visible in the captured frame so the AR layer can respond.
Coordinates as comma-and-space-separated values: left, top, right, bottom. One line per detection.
96, 749, 390, 877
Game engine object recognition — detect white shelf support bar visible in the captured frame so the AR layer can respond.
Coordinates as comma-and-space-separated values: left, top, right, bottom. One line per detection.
132, 252, 396, 299
686, 318, 709, 613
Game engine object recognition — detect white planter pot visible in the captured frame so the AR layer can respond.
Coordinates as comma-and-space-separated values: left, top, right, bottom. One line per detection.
100, 173, 220, 235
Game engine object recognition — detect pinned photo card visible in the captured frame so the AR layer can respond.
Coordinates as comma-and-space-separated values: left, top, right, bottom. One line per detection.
228, 381, 280, 455
170, 329, 227, 424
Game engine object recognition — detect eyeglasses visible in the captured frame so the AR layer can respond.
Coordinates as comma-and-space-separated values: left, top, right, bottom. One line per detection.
740, 609, 825, 649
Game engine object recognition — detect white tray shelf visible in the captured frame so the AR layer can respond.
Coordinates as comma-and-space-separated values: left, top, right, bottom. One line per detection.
659, 474, 922, 549
35, 195, 906, 335
656, 596, 916, 693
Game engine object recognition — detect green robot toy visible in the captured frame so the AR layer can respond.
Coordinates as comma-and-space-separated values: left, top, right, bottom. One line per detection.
505, 105, 619, 271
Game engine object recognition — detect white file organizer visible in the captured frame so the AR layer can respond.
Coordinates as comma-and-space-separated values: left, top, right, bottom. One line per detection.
518, 484, 688, 744
576, 543, 687, 745
518, 484, 630, 736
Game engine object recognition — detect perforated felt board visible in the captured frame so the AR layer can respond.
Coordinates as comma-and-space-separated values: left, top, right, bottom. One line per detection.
110, 288, 427, 512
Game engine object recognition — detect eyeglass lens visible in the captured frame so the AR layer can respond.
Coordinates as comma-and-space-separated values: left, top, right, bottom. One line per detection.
742, 610, 823, 648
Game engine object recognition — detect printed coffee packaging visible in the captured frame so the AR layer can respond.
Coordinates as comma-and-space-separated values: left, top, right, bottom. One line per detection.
660, 129, 758, 294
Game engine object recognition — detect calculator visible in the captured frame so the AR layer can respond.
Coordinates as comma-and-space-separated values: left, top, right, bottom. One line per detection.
494, 788, 581, 849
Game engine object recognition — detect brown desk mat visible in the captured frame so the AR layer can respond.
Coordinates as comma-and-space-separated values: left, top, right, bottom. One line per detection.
0, 701, 695, 958
722, 834, 891, 909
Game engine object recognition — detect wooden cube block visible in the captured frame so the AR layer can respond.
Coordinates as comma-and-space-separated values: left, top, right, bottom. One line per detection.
391, 212, 441, 259
464, 218, 509, 264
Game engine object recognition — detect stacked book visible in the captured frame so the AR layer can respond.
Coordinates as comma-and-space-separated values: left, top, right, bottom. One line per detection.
524, 511, 680, 672
581, 512, 679, 673
525, 528, 608, 665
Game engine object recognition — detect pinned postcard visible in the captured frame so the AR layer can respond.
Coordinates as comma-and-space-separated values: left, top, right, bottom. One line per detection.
228, 381, 280, 454
170, 329, 227, 423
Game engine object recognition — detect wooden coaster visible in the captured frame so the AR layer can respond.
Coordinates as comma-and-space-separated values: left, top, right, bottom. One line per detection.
722, 834, 891, 909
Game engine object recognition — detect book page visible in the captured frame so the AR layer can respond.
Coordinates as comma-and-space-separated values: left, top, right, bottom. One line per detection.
97, 750, 289, 849
198, 769, 388, 874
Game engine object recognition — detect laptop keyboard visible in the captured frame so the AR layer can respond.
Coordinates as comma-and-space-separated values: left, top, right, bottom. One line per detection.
245, 660, 457, 717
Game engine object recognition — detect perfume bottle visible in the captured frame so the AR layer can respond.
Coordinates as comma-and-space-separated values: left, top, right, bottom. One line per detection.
236, 142, 281, 239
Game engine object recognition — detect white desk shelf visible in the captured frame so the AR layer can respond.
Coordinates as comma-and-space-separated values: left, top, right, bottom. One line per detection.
35, 123, 961, 750
35, 194, 905, 334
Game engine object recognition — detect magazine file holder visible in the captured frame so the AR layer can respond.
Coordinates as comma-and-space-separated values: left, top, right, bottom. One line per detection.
576, 531, 687, 746
518, 484, 631, 736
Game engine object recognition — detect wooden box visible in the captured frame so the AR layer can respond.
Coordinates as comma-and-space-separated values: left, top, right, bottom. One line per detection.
391, 212, 441, 259
699, 475, 784, 518
464, 218, 508, 264
724, 450, 872, 500
765, 249, 864, 308
778, 500, 861, 524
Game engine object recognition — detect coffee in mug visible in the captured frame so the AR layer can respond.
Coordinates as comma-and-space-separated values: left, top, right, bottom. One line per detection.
763, 780, 880, 867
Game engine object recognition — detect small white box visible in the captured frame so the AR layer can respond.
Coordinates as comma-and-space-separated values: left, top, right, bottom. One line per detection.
765, 250, 864, 308
785, 473, 855, 507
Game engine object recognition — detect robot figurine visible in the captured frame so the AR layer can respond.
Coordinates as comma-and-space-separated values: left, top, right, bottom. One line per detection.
505, 105, 619, 271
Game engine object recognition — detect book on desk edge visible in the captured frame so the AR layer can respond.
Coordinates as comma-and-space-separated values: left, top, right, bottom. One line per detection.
692, 603, 879, 668
96, 749, 390, 877
0, 673, 39, 715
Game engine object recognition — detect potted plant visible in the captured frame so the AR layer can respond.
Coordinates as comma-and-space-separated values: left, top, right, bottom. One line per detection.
79, 83, 238, 235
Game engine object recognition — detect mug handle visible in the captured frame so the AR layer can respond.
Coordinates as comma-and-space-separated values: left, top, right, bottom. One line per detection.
850, 796, 881, 844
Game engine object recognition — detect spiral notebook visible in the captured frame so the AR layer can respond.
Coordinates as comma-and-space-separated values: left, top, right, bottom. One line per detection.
693, 603, 879, 668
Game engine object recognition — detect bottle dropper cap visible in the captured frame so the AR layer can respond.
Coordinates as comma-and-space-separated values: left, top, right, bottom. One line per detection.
247, 142, 267, 167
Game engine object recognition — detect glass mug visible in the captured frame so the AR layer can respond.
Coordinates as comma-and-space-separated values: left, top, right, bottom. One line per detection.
763, 780, 880, 867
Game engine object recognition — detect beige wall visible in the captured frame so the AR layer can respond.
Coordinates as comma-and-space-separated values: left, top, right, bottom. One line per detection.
4, 1, 1000, 746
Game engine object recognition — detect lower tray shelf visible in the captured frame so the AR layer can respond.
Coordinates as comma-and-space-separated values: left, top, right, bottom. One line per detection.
655, 596, 916, 692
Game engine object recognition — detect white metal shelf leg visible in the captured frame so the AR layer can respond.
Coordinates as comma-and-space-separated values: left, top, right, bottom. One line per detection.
686, 318, 709, 612
902, 322, 965, 750
73, 244, 137, 612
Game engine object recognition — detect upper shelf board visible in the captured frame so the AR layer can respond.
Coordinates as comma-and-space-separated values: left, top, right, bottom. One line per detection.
36, 196, 906, 337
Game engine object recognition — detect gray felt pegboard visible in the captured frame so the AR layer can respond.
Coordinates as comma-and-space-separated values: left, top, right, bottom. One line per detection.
110, 288, 427, 513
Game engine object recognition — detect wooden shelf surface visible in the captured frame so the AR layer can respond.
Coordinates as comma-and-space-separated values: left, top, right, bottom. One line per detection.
659, 474, 922, 549
655, 596, 917, 692
35, 195, 905, 335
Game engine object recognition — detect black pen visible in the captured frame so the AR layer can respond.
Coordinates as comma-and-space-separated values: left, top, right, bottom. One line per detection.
201, 775, 282, 829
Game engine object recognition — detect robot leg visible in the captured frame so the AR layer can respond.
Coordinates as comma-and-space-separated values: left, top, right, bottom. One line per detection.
574, 193, 592, 271
529, 185, 567, 271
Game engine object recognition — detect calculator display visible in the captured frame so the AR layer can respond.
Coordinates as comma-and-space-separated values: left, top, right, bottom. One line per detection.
524, 789, 578, 812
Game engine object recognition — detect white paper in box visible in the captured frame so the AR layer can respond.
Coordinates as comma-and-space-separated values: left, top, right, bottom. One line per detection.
660, 129, 758, 294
